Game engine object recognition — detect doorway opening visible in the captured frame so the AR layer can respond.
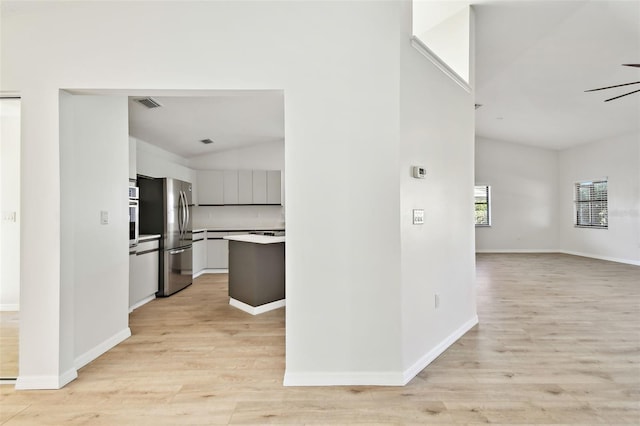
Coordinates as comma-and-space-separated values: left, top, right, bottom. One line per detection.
0, 96, 21, 381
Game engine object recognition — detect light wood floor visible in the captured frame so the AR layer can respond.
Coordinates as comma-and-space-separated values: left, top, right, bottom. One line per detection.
0, 311, 19, 379
1, 254, 639, 424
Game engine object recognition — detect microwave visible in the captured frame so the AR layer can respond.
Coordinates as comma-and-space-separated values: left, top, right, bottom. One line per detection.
129, 185, 139, 247
128, 185, 139, 200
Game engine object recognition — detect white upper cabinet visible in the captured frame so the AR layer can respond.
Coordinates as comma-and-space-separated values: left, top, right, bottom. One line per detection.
238, 170, 253, 204
197, 170, 224, 205
267, 170, 281, 205
197, 169, 281, 205
252, 170, 267, 204
223, 170, 239, 205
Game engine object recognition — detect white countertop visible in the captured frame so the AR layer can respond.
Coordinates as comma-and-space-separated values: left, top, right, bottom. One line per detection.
223, 234, 285, 244
193, 226, 285, 233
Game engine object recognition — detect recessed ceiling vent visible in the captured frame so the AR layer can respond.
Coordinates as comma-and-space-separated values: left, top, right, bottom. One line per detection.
200, 138, 214, 145
135, 97, 162, 109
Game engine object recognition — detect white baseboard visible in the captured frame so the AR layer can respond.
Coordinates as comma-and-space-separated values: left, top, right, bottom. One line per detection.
475, 249, 558, 254
200, 268, 228, 275
559, 250, 640, 266
476, 249, 640, 266
229, 298, 285, 315
402, 315, 479, 384
128, 295, 155, 313
283, 370, 405, 387
283, 315, 479, 387
0, 303, 19, 311
15, 367, 78, 390
74, 327, 131, 370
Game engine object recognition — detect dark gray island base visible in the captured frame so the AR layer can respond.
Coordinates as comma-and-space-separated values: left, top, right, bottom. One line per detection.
224, 235, 285, 315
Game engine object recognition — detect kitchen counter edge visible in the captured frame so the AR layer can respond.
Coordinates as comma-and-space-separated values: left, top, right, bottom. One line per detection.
223, 234, 285, 244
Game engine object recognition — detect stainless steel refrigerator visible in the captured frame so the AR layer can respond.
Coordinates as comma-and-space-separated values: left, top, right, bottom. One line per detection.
138, 176, 193, 296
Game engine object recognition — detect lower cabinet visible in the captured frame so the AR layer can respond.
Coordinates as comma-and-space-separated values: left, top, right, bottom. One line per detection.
129, 239, 159, 311
192, 237, 207, 276
206, 232, 229, 269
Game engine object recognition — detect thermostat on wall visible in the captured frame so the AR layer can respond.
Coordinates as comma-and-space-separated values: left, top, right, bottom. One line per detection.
412, 166, 426, 179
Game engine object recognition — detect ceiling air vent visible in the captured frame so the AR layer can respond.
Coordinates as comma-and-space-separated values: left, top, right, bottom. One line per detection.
200, 138, 214, 145
135, 97, 162, 109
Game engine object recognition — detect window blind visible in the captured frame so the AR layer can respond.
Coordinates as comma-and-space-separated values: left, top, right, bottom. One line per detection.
575, 180, 608, 228
474, 185, 490, 226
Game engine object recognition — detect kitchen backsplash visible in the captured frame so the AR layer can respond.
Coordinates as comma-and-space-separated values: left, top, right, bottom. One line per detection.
192, 205, 285, 229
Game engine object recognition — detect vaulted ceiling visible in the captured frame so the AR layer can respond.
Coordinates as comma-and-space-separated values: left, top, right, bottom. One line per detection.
128, 1, 640, 157
474, 0, 640, 150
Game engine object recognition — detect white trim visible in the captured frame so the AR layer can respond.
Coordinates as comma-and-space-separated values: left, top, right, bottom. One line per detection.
559, 250, 640, 266
410, 36, 471, 93
475, 249, 640, 266
200, 268, 228, 275
0, 304, 19, 311
128, 295, 155, 313
0, 379, 17, 385
229, 298, 285, 315
283, 371, 405, 387
475, 249, 559, 254
15, 368, 77, 390
74, 327, 131, 370
283, 316, 479, 387
402, 315, 478, 384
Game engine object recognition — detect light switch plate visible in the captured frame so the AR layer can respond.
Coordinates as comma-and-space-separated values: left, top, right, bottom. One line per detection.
1, 211, 16, 222
100, 210, 109, 225
413, 209, 424, 225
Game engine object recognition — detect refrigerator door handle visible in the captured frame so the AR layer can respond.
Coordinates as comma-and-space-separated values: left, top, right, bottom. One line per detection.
177, 190, 182, 240
180, 190, 187, 239
169, 249, 185, 255
177, 190, 183, 239
185, 191, 190, 232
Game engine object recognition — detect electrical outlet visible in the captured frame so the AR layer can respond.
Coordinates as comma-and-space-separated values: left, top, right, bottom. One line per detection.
434, 294, 440, 309
100, 210, 109, 225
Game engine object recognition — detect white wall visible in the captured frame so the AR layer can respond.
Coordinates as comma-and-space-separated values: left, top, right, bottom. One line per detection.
413, 3, 470, 83
188, 140, 284, 170
475, 133, 640, 265
2, 0, 474, 388
475, 137, 559, 252
128, 137, 136, 180
190, 140, 285, 229
136, 138, 285, 229
399, 2, 477, 379
0, 98, 21, 310
192, 205, 284, 230
60, 94, 131, 378
558, 132, 640, 264
135, 137, 197, 185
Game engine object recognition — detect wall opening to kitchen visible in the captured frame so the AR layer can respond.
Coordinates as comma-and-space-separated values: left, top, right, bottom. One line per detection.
0, 96, 21, 381
58, 88, 286, 383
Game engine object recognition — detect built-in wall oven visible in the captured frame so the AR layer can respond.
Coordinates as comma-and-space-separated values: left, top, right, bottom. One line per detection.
129, 184, 139, 247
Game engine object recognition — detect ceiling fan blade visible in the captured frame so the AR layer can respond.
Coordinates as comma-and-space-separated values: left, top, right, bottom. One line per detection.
604, 89, 640, 102
622, 64, 640, 68
585, 81, 640, 92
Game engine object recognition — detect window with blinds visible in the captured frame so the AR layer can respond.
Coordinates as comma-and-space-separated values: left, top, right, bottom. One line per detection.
474, 185, 490, 226
575, 180, 608, 228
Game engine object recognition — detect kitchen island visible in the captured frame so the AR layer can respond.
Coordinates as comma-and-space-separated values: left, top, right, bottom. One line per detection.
223, 234, 285, 315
